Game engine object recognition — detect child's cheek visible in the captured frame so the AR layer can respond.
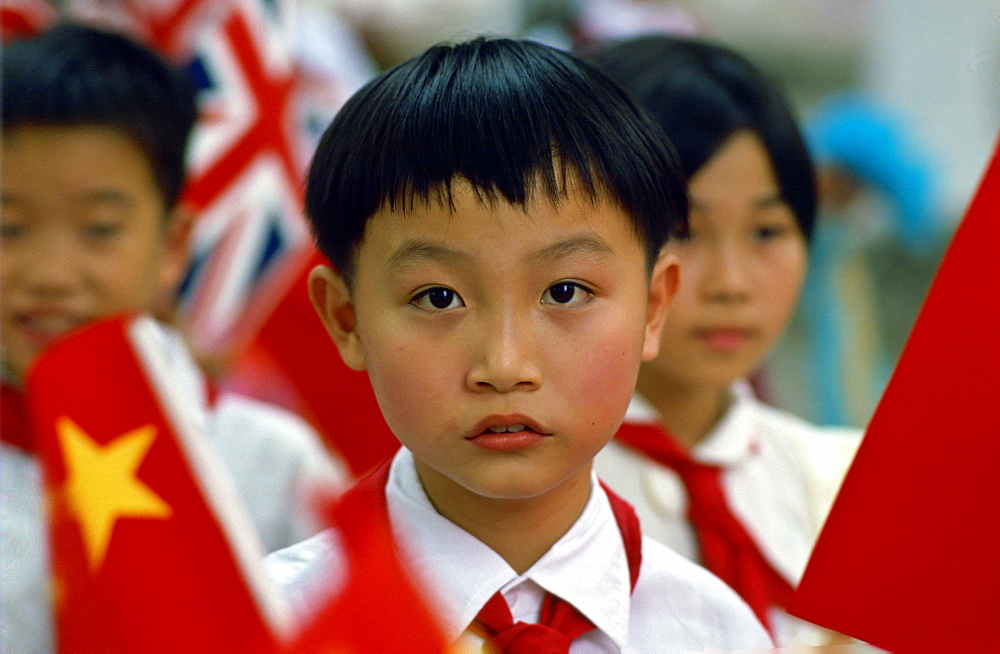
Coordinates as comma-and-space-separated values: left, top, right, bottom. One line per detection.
366, 347, 459, 440
574, 332, 643, 433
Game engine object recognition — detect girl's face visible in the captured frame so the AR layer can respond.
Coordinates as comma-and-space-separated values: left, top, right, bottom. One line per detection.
639, 130, 807, 393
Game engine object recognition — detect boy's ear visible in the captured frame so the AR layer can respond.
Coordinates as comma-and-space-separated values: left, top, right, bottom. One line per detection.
158, 203, 195, 295
308, 265, 366, 371
641, 248, 680, 362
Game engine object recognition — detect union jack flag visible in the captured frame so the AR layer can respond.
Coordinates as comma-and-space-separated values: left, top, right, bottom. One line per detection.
172, 0, 313, 361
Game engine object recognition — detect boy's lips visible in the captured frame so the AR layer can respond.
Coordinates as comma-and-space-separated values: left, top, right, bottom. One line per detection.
467, 414, 551, 452
12, 311, 87, 347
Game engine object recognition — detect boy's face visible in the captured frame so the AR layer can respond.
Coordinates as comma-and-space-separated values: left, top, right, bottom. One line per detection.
1, 126, 191, 382
312, 179, 677, 507
639, 130, 806, 394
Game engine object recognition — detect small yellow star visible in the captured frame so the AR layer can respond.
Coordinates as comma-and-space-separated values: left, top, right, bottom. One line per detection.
56, 417, 172, 572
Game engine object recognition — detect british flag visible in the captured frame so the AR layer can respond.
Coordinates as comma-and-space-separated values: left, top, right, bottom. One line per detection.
172, 0, 314, 362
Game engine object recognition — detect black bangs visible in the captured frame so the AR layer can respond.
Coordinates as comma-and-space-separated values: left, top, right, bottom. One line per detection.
306, 37, 687, 283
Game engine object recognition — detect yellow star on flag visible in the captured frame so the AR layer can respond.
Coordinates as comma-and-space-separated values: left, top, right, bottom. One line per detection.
56, 416, 173, 572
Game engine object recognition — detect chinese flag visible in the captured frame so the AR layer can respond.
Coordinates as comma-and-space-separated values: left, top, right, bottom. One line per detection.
788, 139, 1000, 652
30, 314, 288, 653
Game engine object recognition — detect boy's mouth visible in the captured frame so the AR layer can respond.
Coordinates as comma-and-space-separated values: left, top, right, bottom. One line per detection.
470, 414, 549, 437
468, 428, 545, 452
485, 424, 527, 433
467, 415, 551, 451
13, 311, 87, 347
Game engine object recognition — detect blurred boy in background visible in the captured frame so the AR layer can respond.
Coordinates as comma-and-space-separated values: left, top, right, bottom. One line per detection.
1, 22, 344, 652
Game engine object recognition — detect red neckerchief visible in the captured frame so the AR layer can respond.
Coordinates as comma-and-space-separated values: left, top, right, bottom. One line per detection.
615, 421, 793, 636
338, 458, 642, 652
1, 382, 33, 452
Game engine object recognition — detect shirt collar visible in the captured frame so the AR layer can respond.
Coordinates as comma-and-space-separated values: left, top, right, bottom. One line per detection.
694, 381, 759, 467
626, 380, 759, 468
385, 448, 632, 647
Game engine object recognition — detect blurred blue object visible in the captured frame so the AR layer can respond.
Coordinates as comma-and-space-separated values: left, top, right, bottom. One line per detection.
807, 93, 937, 253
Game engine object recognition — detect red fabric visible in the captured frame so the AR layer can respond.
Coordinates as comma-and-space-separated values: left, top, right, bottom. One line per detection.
476, 590, 592, 654
1, 383, 32, 452
233, 249, 399, 478
614, 421, 792, 634
788, 140, 1000, 652
1, 0, 55, 43
599, 480, 643, 591
474, 478, 644, 653
285, 459, 448, 653
28, 314, 280, 653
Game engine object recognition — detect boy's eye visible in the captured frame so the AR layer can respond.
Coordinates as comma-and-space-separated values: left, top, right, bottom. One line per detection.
412, 286, 464, 311
541, 281, 592, 306
84, 223, 123, 240
0, 222, 26, 240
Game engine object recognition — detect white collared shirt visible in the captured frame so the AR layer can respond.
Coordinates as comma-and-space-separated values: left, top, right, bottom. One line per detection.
593, 382, 862, 645
268, 448, 774, 653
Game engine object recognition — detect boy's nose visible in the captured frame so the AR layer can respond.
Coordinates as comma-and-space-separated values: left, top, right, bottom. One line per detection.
16, 235, 82, 297
466, 315, 542, 393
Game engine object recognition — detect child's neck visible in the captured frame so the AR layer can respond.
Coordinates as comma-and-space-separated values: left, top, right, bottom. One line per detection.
414, 460, 593, 575
634, 373, 731, 450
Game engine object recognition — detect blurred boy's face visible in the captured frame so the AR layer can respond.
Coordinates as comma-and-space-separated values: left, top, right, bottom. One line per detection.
311, 179, 676, 511
638, 130, 806, 395
1, 126, 190, 383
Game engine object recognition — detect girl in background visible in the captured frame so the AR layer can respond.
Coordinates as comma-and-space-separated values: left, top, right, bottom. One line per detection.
588, 34, 862, 646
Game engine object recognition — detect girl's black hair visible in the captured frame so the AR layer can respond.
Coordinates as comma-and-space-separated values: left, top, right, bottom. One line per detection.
305, 36, 688, 285
587, 34, 816, 240
1, 22, 197, 210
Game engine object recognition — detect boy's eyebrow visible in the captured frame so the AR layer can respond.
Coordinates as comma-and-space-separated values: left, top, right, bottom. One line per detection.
387, 240, 473, 273
531, 233, 615, 263
82, 189, 134, 206
386, 233, 615, 273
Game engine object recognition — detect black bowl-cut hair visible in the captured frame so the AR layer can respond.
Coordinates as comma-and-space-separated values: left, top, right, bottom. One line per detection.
586, 34, 816, 241
1, 22, 197, 211
305, 36, 688, 287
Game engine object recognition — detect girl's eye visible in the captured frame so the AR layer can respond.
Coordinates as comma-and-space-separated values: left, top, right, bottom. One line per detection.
412, 286, 464, 311
754, 224, 789, 241
542, 281, 592, 306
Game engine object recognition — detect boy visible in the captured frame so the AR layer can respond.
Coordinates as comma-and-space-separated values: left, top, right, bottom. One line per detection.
267, 37, 773, 652
1, 23, 343, 652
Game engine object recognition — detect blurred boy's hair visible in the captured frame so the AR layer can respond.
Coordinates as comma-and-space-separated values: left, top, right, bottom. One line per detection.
2, 22, 198, 211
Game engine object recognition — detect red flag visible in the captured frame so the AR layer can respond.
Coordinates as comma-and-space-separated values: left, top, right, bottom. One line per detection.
30, 314, 288, 653
227, 249, 399, 478
788, 138, 1000, 652
283, 464, 449, 654
1, 0, 55, 41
